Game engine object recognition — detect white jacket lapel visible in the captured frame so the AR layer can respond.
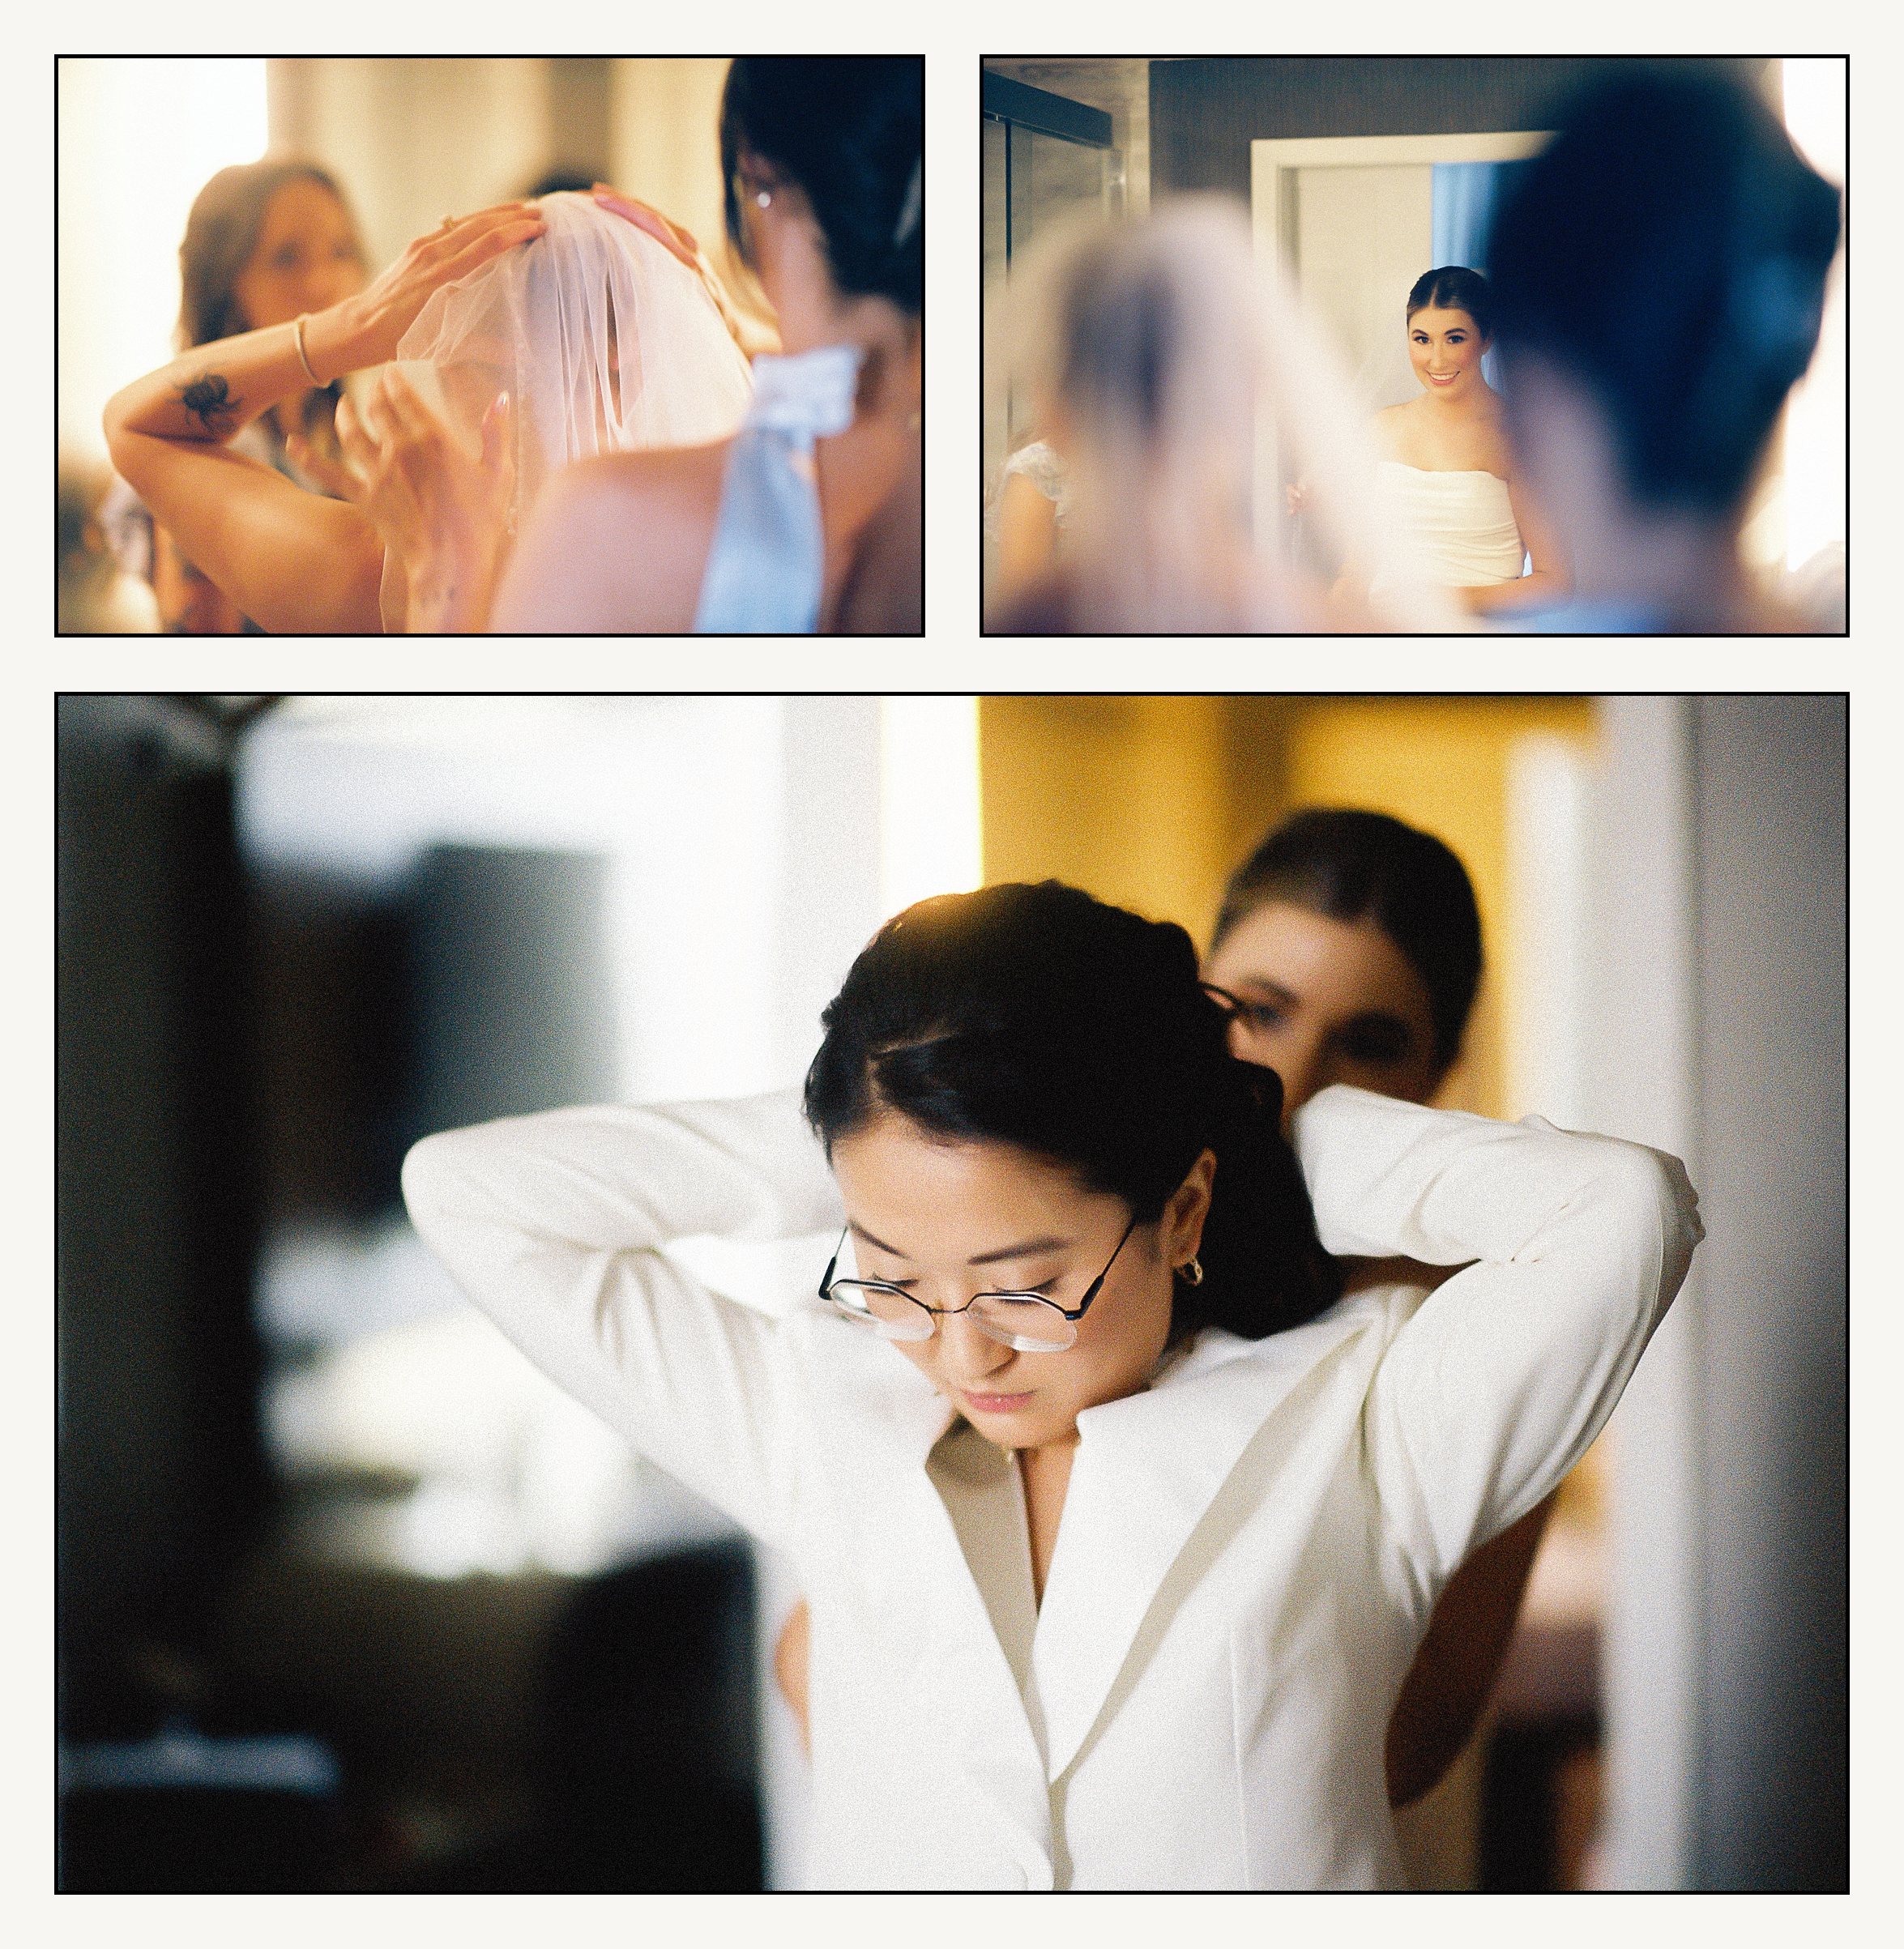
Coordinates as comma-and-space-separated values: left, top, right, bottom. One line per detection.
1031, 1308, 1381, 1783
815, 1323, 1057, 1874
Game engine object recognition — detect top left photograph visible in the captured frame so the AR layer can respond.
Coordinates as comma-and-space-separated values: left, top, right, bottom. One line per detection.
58, 56, 924, 636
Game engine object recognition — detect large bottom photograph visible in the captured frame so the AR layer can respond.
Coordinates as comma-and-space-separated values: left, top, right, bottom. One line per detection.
57, 693, 1846, 1892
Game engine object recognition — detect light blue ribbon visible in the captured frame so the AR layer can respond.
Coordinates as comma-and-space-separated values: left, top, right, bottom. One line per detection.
694, 343, 864, 633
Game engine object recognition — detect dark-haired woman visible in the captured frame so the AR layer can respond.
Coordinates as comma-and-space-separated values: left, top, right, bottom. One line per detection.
1365, 267, 1568, 617
101, 159, 370, 632
1485, 64, 1841, 633
403, 879, 1698, 1888
1203, 808, 1558, 1836
369, 56, 924, 633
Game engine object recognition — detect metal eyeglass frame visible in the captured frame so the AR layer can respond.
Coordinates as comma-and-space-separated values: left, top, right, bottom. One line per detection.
818, 1213, 1140, 1350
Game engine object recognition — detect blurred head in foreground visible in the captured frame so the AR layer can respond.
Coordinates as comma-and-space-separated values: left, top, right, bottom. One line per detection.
1488, 64, 1842, 626
988, 200, 1449, 635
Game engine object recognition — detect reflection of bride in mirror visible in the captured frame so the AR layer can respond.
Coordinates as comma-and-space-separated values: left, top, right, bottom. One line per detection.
985, 199, 1460, 634
1357, 267, 1569, 617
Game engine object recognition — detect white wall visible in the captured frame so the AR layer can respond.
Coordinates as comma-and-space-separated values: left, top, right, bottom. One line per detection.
1590, 696, 1847, 1890
58, 58, 270, 459
1586, 697, 1702, 1887
608, 58, 732, 279
1295, 162, 1429, 411
1684, 697, 1846, 1886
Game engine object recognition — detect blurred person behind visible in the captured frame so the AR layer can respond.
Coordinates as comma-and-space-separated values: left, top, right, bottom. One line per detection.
96, 160, 370, 633
1202, 807, 1557, 1849
59, 451, 159, 632
1484, 62, 1842, 633
984, 200, 1462, 635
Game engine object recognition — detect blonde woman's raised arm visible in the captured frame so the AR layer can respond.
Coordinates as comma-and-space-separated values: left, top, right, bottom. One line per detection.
104, 202, 544, 633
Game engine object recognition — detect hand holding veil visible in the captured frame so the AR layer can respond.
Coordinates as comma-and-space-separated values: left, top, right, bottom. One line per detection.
339, 190, 755, 631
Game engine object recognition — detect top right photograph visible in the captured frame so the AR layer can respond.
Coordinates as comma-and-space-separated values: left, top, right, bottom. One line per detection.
981, 56, 1846, 636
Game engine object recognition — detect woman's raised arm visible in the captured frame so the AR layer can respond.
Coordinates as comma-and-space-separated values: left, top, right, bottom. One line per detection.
401, 1090, 843, 1546
103, 202, 544, 633
1295, 1085, 1700, 1580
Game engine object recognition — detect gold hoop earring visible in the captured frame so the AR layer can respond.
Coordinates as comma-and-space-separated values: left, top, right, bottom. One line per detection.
1178, 1257, 1204, 1287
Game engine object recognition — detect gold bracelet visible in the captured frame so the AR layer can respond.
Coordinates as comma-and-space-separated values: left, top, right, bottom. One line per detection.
292, 313, 321, 387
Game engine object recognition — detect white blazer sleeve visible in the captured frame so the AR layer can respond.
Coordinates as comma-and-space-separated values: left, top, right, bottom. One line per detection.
400, 1089, 843, 1551
1292, 1085, 1702, 1580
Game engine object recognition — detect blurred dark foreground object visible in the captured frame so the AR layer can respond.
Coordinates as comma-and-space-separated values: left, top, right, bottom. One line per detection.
58, 697, 762, 1891
58, 1540, 762, 1892
389, 1540, 763, 1892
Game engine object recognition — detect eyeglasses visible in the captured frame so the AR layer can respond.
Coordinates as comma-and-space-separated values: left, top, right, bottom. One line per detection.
818, 1215, 1138, 1354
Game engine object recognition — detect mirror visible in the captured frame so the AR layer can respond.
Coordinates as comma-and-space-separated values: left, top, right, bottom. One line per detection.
1249, 130, 1548, 556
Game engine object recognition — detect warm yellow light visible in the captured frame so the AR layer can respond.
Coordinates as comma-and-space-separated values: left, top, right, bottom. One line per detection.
59, 58, 270, 460
880, 697, 983, 919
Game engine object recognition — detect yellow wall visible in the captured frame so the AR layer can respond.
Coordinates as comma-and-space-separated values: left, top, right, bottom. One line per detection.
978, 694, 1595, 1120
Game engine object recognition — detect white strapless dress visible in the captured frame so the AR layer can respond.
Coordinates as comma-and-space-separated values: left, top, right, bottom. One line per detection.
1375, 463, 1526, 587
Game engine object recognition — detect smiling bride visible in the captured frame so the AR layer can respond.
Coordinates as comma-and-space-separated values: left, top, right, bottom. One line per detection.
1367, 266, 1569, 617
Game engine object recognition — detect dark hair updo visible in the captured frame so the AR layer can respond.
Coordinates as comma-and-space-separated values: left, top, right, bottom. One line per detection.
1407, 266, 1495, 343
804, 881, 1343, 1343
1211, 809, 1483, 1073
177, 157, 363, 351
1486, 62, 1841, 514
720, 56, 924, 316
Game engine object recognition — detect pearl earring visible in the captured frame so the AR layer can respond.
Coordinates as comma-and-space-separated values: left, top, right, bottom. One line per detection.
755, 190, 772, 209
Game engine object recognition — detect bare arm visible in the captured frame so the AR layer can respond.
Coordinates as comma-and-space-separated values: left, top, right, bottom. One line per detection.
1461, 472, 1572, 616
1384, 1492, 1556, 1806
997, 471, 1058, 599
103, 203, 544, 634
105, 324, 386, 633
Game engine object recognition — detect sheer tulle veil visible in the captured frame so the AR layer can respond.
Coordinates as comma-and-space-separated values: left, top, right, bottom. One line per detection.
392, 190, 754, 534
988, 198, 1458, 633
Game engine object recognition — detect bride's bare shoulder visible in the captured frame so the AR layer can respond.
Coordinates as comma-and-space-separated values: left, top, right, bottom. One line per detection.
564, 441, 729, 538
1372, 400, 1412, 456
495, 439, 732, 633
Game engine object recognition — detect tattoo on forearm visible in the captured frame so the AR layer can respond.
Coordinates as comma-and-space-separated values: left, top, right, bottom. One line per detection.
178, 372, 237, 435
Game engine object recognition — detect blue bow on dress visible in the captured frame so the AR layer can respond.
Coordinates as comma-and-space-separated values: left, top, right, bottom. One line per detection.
693, 343, 864, 633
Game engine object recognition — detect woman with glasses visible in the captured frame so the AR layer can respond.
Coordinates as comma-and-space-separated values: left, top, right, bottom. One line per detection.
778, 812, 1552, 1847
403, 879, 1699, 1889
